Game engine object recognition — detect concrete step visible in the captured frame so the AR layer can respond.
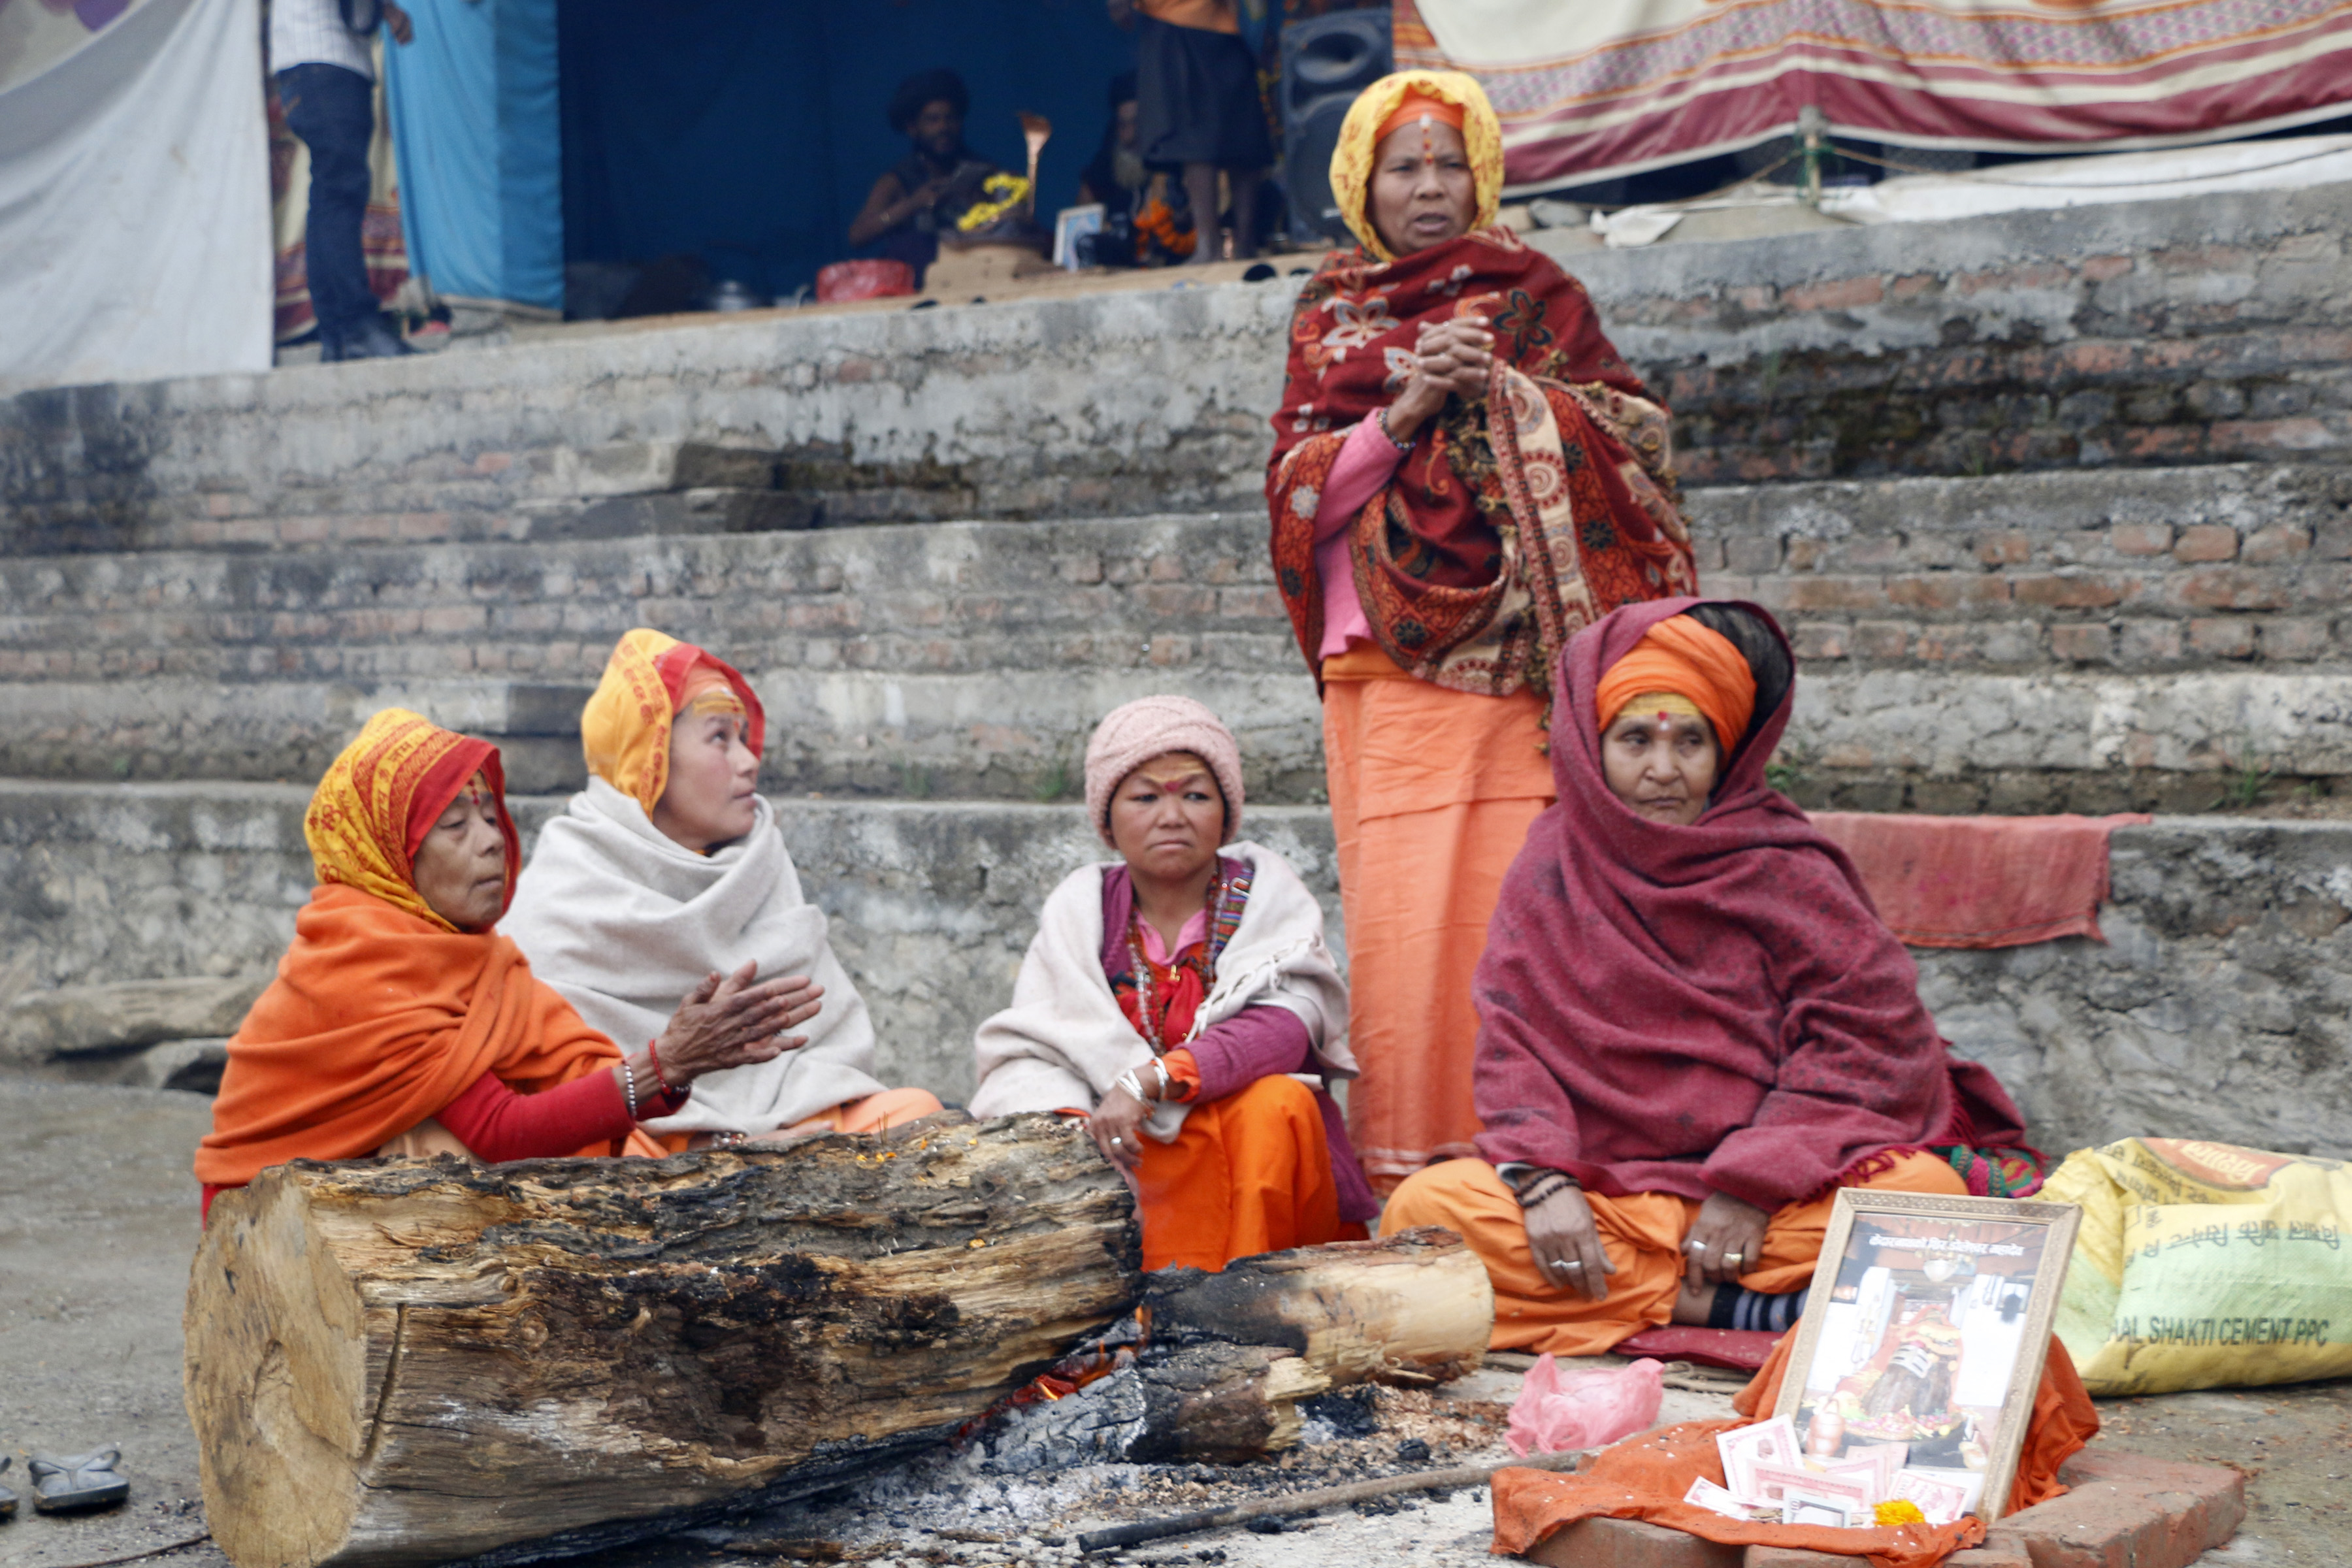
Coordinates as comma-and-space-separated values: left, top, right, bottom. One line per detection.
5, 464, 2351, 808
5, 184, 2347, 560
3, 779, 2345, 1160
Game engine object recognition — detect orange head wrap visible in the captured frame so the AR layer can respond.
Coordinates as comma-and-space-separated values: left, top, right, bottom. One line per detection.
1374, 90, 1466, 147
1593, 615, 1757, 755
304, 708, 519, 931
580, 629, 766, 815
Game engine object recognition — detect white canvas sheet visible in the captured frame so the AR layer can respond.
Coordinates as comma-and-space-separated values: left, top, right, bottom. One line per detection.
0, 0, 271, 393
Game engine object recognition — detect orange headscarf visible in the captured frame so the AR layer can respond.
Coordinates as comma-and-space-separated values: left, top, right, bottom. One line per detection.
580, 629, 766, 815
1593, 615, 1757, 753
1329, 71, 1506, 261
304, 707, 519, 931
196, 711, 657, 1189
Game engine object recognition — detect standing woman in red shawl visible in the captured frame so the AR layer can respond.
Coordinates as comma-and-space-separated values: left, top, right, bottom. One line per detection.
1382, 600, 2045, 1355
1266, 71, 1698, 1192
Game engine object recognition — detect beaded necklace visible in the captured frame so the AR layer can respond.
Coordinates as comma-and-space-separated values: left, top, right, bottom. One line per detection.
1122, 862, 1252, 1055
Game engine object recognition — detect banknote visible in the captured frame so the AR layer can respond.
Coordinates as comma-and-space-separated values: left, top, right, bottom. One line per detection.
1715, 1414, 1798, 1499
1892, 1467, 1972, 1526
1682, 1476, 1759, 1521
1751, 1462, 1874, 1509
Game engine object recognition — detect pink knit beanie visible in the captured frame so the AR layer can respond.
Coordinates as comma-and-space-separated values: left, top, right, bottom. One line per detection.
1084, 696, 1245, 847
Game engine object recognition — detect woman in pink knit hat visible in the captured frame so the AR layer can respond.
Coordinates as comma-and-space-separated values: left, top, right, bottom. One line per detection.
971, 696, 1379, 1271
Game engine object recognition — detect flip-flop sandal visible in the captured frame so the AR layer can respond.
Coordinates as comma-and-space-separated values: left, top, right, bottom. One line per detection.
28, 1447, 128, 1514
1, 1455, 16, 1520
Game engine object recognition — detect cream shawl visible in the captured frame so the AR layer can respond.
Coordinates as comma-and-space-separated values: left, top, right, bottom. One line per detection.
500, 778, 886, 1135
968, 841, 1353, 1142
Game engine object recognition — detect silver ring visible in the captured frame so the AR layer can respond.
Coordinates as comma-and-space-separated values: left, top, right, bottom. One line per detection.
1723, 1252, 1744, 1266
1561, 1260, 1584, 1271
1686, 1240, 1708, 1254
1110, 1135, 1124, 1148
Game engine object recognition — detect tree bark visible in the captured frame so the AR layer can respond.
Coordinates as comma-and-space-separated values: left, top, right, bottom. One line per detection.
1143, 1226, 1494, 1386
184, 1115, 1140, 1568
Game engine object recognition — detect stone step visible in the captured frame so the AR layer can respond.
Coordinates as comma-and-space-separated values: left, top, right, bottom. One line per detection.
3, 779, 2345, 1160
5, 184, 2347, 559
5, 464, 2350, 808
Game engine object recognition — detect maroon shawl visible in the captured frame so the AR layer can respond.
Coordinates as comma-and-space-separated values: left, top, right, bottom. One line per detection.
1471, 597, 2029, 1208
1265, 230, 1696, 698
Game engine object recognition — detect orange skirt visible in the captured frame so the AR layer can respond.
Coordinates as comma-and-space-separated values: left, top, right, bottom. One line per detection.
1134, 1075, 1348, 1273
1320, 644, 1554, 1192
1381, 1152, 1970, 1356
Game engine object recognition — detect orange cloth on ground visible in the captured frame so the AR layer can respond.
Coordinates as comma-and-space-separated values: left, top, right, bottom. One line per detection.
1733, 1329, 2100, 1517
1380, 1151, 1968, 1356
1490, 1419, 1985, 1568
1321, 642, 1552, 1191
1133, 1075, 1344, 1272
1593, 613, 1756, 750
581, 629, 766, 815
1375, 90, 1466, 145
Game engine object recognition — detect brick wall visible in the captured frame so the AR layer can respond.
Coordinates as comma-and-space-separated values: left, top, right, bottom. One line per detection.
6, 184, 2349, 559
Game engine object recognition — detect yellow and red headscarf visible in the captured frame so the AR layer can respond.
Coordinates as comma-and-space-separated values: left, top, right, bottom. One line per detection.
1593, 614, 1757, 753
580, 629, 766, 815
304, 708, 519, 931
1329, 70, 1507, 261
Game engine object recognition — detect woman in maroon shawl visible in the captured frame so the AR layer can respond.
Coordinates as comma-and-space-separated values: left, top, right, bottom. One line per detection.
1266, 70, 1697, 1192
1382, 598, 2041, 1355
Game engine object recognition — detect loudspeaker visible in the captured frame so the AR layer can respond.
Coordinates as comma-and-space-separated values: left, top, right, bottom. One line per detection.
1281, 7, 1392, 245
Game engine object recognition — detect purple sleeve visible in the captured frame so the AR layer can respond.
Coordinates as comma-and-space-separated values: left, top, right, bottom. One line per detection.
1313, 419, 1406, 544
1185, 1005, 1314, 1102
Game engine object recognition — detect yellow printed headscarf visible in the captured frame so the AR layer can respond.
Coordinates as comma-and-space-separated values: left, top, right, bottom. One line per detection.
1330, 70, 1506, 262
580, 629, 766, 815
303, 708, 517, 930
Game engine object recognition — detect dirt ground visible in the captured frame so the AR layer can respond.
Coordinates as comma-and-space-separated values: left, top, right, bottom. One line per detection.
1, 1078, 2342, 1568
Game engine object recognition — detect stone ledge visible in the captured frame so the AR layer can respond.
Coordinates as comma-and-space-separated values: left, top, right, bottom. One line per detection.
3, 783, 2348, 1153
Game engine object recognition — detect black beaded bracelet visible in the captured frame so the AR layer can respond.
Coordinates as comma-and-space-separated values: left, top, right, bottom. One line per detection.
1514, 1171, 1578, 1209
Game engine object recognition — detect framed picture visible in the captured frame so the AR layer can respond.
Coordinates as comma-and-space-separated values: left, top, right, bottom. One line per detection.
1772, 1190, 2081, 1524
1053, 203, 1105, 270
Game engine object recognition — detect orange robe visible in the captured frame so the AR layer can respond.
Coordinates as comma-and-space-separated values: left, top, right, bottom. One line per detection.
1132, 1075, 1347, 1272
1320, 643, 1554, 1190
197, 885, 662, 1192
1380, 1151, 1970, 1355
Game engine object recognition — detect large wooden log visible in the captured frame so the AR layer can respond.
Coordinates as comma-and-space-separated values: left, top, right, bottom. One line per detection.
1143, 1226, 1494, 1386
184, 1115, 1139, 1568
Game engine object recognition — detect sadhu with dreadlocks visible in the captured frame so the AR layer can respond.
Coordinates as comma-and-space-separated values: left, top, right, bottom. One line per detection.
1265, 70, 1697, 1194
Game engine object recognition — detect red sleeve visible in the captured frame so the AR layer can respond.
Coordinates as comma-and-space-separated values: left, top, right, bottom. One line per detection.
436, 1067, 672, 1163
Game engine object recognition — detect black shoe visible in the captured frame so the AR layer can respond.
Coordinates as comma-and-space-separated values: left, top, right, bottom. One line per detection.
332, 315, 414, 361
28, 1446, 128, 1514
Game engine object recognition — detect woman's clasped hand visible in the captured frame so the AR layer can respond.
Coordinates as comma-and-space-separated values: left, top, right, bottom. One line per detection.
1385, 314, 1494, 444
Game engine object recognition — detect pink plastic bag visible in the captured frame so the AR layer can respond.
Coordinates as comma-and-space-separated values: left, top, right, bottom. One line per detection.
1506, 1355, 1665, 1456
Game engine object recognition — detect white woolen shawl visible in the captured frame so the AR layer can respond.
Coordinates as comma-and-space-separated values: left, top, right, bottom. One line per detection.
500, 777, 887, 1135
969, 841, 1354, 1143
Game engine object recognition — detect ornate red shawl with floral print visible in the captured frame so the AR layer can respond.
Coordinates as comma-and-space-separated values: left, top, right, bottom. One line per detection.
1266, 228, 1697, 698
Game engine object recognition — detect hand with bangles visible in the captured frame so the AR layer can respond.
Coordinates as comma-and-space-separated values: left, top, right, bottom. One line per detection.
1086, 1059, 1174, 1174
1515, 1168, 1617, 1303
620, 960, 823, 1113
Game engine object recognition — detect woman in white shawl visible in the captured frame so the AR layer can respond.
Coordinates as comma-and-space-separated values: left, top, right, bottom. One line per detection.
971, 696, 1379, 1271
503, 629, 941, 1148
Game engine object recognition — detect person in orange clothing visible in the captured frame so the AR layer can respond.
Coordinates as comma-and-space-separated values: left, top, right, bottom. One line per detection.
970, 696, 1377, 1271
502, 629, 941, 1151
1383, 599, 2042, 1353
194, 708, 814, 1221
1266, 72, 1697, 1192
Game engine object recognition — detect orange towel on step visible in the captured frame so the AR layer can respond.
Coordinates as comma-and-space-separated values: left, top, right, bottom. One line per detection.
1808, 812, 2149, 949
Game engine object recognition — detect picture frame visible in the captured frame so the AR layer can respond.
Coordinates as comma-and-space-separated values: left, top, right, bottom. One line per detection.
1053, 203, 1105, 270
1771, 1190, 2082, 1524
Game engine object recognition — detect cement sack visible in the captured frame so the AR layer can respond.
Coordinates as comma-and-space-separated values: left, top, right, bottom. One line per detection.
2046, 1137, 2351, 1395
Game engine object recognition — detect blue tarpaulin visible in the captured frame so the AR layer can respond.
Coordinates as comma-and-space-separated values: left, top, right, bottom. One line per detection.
384, 0, 563, 311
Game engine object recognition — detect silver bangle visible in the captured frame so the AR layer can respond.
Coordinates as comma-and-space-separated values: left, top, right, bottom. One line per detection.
619, 1058, 640, 1120
1116, 1070, 1147, 1103
1151, 1057, 1173, 1098
1376, 405, 1414, 455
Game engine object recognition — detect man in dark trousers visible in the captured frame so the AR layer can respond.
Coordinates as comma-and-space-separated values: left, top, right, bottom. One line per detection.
1109, 0, 1269, 263
272, 0, 416, 360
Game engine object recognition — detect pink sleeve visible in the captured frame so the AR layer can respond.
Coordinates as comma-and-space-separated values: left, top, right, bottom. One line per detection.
1313, 418, 1407, 543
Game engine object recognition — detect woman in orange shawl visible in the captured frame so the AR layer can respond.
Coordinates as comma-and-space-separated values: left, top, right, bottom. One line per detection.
1266, 71, 1698, 1190
195, 709, 817, 1219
